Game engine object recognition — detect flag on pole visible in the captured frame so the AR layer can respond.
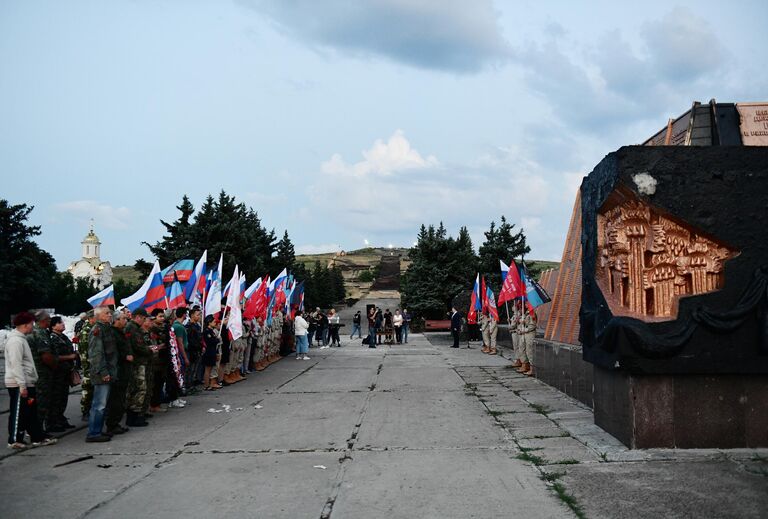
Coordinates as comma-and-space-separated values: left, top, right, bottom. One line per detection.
486, 286, 499, 321
121, 261, 166, 312
184, 250, 208, 304
480, 276, 488, 314
204, 254, 223, 317
497, 259, 524, 306
519, 261, 551, 308
468, 274, 480, 324
161, 259, 195, 283
168, 278, 187, 309
87, 285, 115, 308
244, 277, 262, 300
226, 265, 243, 341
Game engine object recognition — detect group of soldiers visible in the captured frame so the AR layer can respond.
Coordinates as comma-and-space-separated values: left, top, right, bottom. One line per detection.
477, 301, 537, 376
15, 302, 290, 444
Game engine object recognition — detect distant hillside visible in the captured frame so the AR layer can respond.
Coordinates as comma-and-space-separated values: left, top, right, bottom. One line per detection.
112, 265, 142, 283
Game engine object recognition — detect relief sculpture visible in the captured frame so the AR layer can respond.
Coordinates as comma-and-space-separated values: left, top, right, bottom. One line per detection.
596, 196, 739, 320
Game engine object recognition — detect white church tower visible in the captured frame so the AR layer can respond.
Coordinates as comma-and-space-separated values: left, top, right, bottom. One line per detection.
67, 221, 113, 289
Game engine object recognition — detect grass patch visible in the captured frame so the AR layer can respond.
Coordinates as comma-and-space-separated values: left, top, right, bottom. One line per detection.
486, 410, 508, 417
529, 403, 551, 415
516, 451, 546, 466
540, 471, 565, 483
554, 458, 581, 465
552, 482, 586, 519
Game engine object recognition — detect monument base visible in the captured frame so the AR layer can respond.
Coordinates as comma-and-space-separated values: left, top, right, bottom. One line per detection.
593, 367, 768, 448
534, 339, 593, 408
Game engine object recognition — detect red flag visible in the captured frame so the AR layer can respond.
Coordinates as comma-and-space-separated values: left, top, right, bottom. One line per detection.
467, 274, 480, 324
497, 260, 525, 305
480, 276, 488, 314
486, 286, 499, 321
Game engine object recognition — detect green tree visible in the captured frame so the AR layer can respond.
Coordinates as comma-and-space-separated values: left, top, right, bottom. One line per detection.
143, 195, 196, 265
477, 216, 531, 293
0, 200, 58, 325
274, 230, 296, 272
401, 223, 478, 319
144, 191, 277, 283
47, 272, 97, 316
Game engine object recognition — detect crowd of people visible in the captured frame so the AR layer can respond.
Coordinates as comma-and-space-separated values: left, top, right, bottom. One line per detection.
364, 307, 411, 347
451, 300, 538, 376
4, 304, 290, 447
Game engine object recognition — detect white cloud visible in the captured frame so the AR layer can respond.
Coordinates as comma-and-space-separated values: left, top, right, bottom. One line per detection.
310, 131, 552, 243
54, 200, 131, 230
321, 130, 439, 177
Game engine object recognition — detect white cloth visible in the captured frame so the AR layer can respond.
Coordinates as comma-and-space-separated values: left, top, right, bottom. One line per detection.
393, 314, 403, 327
4, 329, 38, 389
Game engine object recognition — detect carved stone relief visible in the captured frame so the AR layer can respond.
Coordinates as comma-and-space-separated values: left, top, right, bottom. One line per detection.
596, 196, 739, 321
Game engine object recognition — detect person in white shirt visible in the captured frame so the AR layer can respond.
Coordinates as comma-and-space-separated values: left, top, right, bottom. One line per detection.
294, 313, 310, 360
393, 310, 404, 344
5, 311, 56, 449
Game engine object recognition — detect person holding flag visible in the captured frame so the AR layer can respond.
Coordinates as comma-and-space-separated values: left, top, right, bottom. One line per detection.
481, 284, 500, 355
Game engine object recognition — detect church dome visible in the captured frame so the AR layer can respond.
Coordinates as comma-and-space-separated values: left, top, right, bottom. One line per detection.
82, 229, 100, 244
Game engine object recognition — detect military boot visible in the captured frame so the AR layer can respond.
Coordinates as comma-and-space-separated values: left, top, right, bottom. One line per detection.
511, 359, 522, 368
481, 345, 490, 353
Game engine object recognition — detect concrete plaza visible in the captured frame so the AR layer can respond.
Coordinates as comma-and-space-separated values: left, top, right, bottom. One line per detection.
0, 304, 766, 518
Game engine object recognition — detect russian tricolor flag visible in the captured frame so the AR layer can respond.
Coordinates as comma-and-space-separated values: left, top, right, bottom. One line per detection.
467, 273, 480, 324
184, 250, 208, 305
87, 285, 115, 308
204, 254, 223, 318
121, 261, 166, 312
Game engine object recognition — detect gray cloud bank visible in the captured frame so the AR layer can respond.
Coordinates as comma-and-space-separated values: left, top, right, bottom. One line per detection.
241, 0, 510, 73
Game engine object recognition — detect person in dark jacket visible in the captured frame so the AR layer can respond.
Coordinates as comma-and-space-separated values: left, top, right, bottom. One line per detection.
86, 307, 118, 442
450, 307, 462, 348
47, 317, 78, 432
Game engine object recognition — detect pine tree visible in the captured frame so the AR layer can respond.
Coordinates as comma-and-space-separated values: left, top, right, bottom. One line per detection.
477, 216, 531, 293
275, 230, 296, 271
401, 223, 477, 319
143, 195, 196, 265
0, 200, 58, 324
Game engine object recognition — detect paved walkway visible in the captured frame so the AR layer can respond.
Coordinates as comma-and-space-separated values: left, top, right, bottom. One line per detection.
1, 324, 766, 518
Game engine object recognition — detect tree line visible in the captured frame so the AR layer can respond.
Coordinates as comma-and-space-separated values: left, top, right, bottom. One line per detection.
0, 193, 348, 326
400, 216, 533, 319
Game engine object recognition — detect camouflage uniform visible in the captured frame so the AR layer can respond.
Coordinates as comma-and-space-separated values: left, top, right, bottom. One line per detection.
125, 321, 152, 419
144, 330, 158, 414
510, 308, 523, 361
48, 331, 76, 428
482, 314, 498, 351
78, 320, 94, 417
150, 323, 172, 407
106, 325, 133, 431
27, 324, 53, 428
518, 312, 536, 364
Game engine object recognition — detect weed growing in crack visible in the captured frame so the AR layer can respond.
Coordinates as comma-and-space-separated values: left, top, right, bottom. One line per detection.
529, 403, 551, 415
555, 459, 580, 465
516, 451, 545, 465
552, 482, 586, 519
540, 471, 565, 483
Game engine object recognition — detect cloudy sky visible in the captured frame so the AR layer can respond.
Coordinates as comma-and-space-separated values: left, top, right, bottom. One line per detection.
2, 0, 766, 268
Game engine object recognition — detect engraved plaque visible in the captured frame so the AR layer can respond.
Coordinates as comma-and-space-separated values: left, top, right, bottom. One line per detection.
736, 102, 768, 146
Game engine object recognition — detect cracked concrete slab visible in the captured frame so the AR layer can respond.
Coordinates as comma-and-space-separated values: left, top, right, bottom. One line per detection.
332, 450, 571, 519
356, 391, 508, 449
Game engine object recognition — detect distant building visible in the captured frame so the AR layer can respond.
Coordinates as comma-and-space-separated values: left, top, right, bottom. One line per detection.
67, 223, 112, 289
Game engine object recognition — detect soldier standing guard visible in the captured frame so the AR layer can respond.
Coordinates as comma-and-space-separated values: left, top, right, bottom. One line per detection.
105, 311, 133, 435
125, 309, 151, 427
48, 317, 79, 431
487, 312, 499, 355
86, 307, 118, 442
509, 302, 523, 368
78, 310, 96, 419
27, 311, 53, 431
517, 308, 537, 376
